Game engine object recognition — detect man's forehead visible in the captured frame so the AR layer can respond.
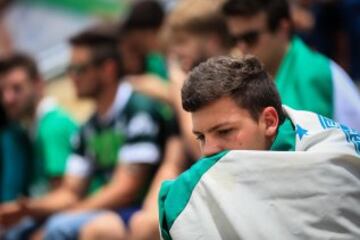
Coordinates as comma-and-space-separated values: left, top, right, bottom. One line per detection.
71, 46, 92, 60
2, 67, 29, 81
191, 97, 245, 133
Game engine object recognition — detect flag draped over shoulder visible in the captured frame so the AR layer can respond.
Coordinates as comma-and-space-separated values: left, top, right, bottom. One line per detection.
159, 106, 360, 240
276, 37, 360, 131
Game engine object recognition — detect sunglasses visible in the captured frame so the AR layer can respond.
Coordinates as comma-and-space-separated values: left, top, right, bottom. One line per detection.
230, 29, 267, 47
67, 62, 94, 76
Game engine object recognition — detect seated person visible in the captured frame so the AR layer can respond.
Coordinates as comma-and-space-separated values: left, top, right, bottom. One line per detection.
40, 27, 173, 240
222, 0, 360, 130
0, 54, 77, 239
160, 56, 360, 239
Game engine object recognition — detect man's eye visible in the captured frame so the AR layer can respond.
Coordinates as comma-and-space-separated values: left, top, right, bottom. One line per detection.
195, 134, 205, 142
217, 129, 232, 136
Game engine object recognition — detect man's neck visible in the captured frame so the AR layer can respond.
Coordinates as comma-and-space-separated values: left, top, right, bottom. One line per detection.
267, 42, 290, 77
21, 94, 43, 129
96, 83, 118, 119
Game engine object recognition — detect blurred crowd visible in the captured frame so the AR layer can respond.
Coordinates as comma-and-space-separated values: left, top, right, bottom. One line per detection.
0, 0, 359, 239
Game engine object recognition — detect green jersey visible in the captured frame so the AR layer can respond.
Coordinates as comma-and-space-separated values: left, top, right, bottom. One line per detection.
66, 82, 175, 196
29, 97, 78, 196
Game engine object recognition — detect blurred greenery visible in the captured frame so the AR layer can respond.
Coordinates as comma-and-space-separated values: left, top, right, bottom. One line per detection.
21, 0, 129, 19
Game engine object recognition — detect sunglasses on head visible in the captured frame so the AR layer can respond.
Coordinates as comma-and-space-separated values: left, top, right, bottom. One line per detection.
231, 29, 266, 47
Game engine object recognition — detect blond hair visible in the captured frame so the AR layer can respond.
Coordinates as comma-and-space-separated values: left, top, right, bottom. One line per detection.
161, 0, 231, 48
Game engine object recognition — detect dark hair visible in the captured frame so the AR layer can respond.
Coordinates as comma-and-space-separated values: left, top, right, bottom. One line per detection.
182, 55, 285, 123
69, 25, 123, 77
0, 53, 40, 81
222, 0, 290, 32
122, 0, 164, 31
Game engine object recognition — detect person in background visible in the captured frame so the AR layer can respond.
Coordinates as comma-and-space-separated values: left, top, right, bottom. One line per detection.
119, 0, 167, 78
222, 0, 360, 130
0, 61, 31, 204
75, 21, 184, 240
0, 53, 78, 239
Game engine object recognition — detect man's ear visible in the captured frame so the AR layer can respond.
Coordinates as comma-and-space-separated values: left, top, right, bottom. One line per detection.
259, 106, 279, 139
33, 77, 44, 92
277, 18, 292, 38
102, 59, 118, 81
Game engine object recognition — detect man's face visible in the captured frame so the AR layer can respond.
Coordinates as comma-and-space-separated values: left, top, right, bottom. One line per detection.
119, 33, 146, 75
0, 68, 38, 120
68, 46, 102, 98
192, 96, 277, 157
226, 12, 282, 68
171, 31, 209, 72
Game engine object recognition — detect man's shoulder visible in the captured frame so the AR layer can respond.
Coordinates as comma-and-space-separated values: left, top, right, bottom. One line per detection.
284, 106, 360, 155
291, 37, 332, 79
159, 151, 229, 237
122, 92, 171, 126
40, 106, 77, 128
37, 107, 78, 141
125, 92, 161, 113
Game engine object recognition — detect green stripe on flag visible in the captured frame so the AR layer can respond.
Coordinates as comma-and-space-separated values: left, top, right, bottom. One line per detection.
158, 150, 229, 239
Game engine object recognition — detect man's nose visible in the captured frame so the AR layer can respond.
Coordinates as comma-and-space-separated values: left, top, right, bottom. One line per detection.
3, 90, 15, 105
236, 41, 249, 54
202, 139, 223, 157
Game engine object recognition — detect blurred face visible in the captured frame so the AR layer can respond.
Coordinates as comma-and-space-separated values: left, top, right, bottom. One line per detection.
68, 46, 102, 98
119, 34, 146, 75
226, 12, 284, 68
171, 31, 209, 72
0, 68, 38, 120
192, 96, 278, 157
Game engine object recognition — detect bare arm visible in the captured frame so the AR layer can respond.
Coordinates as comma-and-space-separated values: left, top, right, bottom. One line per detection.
142, 136, 187, 212
26, 175, 86, 218
71, 163, 153, 211
0, 175, 85, 226
128, 74, 171, 104
168, 61, 201, 159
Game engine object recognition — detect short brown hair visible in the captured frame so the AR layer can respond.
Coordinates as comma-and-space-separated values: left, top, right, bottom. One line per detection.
0, 53, 40, 80
182, 55, 285, 123
164, 0, 233, 49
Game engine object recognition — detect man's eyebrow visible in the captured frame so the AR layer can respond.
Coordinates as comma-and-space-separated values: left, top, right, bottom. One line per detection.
193, 122, 233, 135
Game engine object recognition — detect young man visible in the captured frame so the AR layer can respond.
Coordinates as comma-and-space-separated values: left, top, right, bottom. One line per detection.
119, 0, 167, 78
0, 69, 31, 203
159, 56, 360, 239
73, 25, 183, 240
40, 27, 172, 240
165, 0, 232, 73
222, 0, 360, 130
0, 54, 78, 238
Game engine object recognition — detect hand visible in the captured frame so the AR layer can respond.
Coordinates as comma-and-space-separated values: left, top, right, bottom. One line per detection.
0, 199, 28, 228
128, 74, 170, 103
168, 57, 187, 86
